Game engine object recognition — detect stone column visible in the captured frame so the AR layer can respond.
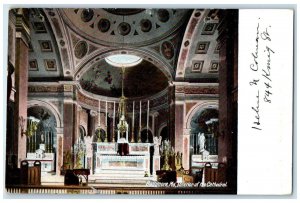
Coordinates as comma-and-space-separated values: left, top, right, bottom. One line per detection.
87, 110, 96, 174
217, 10, 238, 164
63, 101, 74, 169
88, 110, 97, 137
174, 101, 184, 154
14, 9, 30, 167
168, 83, 175, 147
55, 128, 63, 175
217, 10, 238, 190
182, 129, 190, 169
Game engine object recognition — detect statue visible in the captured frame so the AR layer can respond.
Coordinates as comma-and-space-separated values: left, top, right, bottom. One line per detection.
198, 132, 206, 153
153, 136, 162, 156
40, 133, 45, 143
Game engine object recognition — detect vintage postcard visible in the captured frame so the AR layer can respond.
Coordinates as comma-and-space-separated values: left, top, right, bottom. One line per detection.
3, 6, 294, 196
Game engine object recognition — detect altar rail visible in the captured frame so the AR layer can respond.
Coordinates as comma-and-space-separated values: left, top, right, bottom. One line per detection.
5, 185, 234, 195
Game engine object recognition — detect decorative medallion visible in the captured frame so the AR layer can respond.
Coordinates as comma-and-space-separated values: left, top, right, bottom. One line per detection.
140, 19, 152, 32
74, 41, 88, 59
194, 11, 201, 17
191, 60, 204, 72
59, 40, 65, 47
118, 22, 131, 36
81, 9, 94, 22
184, 40, 190, 47
98, 18, 111, 33
195, 41, 210, 54
161, 41, 174, 60
29, 59, 38, 71
44, 59, 57, 71
157, 9, 170, 23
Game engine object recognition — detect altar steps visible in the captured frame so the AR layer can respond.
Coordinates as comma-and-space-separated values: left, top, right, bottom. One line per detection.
89, 174, 155, 185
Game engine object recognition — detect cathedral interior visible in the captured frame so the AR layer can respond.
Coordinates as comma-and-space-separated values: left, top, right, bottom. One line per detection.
5, 8, 238, 194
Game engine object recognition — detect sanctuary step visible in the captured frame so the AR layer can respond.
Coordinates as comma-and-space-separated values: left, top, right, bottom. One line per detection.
89, 174, 155, 185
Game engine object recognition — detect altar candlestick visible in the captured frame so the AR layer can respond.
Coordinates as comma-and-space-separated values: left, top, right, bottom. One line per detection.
138, 100, 142, 143
105, 100, 108, 126
34, 131, 36, 150
139, 100, 142, 129
132, 101, 135, 128
113, 101, 116, 127
50, 131, 52, 152
146, 100, 150, 143
147, 100, 149, 131
98, 100, 101, 127
131, 101, 135, 143
46, 131, 50, 152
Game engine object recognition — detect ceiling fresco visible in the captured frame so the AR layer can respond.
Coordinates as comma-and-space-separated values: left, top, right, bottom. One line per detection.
79, 59, 169, 98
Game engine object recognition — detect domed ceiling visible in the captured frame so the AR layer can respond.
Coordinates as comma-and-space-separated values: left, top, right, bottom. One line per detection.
59, 8, 190, 46
79, 59, 169, 98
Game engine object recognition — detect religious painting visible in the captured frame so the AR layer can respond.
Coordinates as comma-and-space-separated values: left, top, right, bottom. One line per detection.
44, 59, 57, 71
39, 40, 53, 52
74, 40, 88, 59
161, 41, 174, 60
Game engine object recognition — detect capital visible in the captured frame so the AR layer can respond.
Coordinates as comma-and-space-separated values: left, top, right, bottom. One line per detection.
89, 110, 97, 117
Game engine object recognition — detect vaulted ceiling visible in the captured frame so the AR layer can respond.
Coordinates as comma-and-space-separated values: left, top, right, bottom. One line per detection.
28, 8, 221, 98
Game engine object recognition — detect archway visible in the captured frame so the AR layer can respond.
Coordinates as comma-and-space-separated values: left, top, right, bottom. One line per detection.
159, 126, 168, 141
27, 106, 57, 175
189, 108, 219, 156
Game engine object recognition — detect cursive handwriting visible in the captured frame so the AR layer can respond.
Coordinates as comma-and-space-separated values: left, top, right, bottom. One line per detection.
262, 45, 275, 103
251, 90, 262, 130
250, 21, 260, 71
248, 19, 274, 131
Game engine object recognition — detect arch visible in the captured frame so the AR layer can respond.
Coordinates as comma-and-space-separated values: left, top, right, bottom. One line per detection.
79, 125, 86, 139
74, 47, 174, 82
185, 101, 218, 129
157, 122, 167, 137
157, 122, 168, 140
176, 10, 208, 78
141, 127, 154, 137
28, 99, 63, 128
176, 9, 219, 79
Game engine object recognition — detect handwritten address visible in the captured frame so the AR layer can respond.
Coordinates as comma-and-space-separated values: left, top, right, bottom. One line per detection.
249, 18, 275, 131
